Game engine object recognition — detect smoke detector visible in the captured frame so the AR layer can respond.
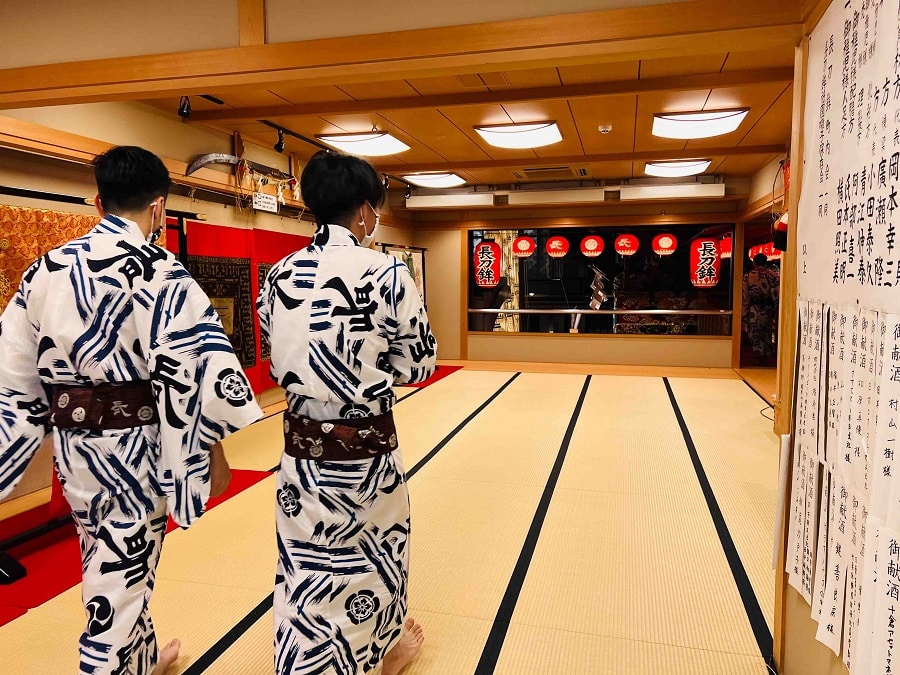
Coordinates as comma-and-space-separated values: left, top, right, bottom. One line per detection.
598, 125, 613, 134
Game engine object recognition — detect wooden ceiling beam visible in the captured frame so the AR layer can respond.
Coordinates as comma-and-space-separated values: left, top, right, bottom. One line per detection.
189, 68, 794, 123
237, 0, 267, 47
0, 0, 801, 108
373, 144, 786, 174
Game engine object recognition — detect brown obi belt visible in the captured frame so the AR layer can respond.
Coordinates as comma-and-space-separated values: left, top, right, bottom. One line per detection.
283, 411, 398, 461
51, 382, 159, 431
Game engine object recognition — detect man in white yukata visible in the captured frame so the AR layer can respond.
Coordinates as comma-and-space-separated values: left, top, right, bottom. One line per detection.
0, 146, 262, 674
258, 151, 436, 674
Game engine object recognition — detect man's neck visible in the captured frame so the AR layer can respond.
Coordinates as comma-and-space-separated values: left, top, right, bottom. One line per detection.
108, 211, 152, 238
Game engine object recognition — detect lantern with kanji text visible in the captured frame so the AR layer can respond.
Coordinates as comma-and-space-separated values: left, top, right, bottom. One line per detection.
546, 236, 570, 258
474, 240, 502, 288
614, 234, 639, 256
690, 238, 721, 288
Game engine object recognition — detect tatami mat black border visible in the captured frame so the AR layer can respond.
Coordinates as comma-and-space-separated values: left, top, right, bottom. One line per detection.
407, 372, 520, 478
184, 371, 522, 672
663, 377, 776, 673
474, 374, 591, 675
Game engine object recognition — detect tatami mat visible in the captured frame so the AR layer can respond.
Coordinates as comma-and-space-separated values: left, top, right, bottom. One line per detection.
496, 623, 769, 675
668, 377, 780, 631
0, 366, 779, 675
221, 414, 284, 472
505, 376, 762, 671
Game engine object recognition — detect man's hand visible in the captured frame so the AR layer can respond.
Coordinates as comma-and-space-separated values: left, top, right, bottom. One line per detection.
209, 441, 232, 498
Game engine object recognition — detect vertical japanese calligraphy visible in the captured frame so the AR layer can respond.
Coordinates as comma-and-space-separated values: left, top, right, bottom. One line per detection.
794, 0, 900, 669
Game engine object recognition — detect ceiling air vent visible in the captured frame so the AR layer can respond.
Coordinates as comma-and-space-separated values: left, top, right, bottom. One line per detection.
513, 166, 588, 181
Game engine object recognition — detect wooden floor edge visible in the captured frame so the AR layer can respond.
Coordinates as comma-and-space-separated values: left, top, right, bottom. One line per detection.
437, 359, 739, 379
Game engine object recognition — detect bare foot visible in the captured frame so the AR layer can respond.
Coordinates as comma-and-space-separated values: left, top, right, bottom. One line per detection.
151, 638, 181, 675
382, 618, 424, 675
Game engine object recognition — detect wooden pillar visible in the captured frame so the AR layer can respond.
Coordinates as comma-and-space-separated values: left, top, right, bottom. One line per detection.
731, 220, 746, 370
773, 36, 809, 672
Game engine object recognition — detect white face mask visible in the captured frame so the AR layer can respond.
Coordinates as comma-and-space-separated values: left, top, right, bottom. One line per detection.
359, 206, 380, 248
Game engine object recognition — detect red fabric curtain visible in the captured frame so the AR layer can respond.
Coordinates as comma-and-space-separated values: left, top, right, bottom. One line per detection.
184, 221, 310, 393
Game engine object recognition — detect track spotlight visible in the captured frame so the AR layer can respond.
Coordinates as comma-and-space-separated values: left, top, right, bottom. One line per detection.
274, 129, 285, 153
405, 185, 412, 199
383, 175, 390, 189
177, 96, 191, 119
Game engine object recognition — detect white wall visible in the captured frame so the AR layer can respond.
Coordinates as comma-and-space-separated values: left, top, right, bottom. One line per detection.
413, 228, 463, 359
748, 154, 788, 206
0, 0, 239, 68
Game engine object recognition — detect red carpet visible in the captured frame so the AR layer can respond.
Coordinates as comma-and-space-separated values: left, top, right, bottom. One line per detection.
0, 469, 271, 627
403, 364, 463, 388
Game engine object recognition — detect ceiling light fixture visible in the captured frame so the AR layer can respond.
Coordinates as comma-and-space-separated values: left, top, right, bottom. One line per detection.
473, 121, 562, 149
177, 96, 191, 119
644, 160, 712, 178
273, 129, 285, 153
315, 130, 410, 156
651, 109, 749, 139
402, 173, 467, 188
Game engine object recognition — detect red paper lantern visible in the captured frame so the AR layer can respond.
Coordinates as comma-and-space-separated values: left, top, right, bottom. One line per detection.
690, 238, 721, 288
512, 236, 536, 258
614, 234, 639, 256
474, 240, 502, 287
651, 233, 678, 256
580, 235, 604, 257
720, 235, 733, 259
546, 236, 570, 258
749, 242, 782, 261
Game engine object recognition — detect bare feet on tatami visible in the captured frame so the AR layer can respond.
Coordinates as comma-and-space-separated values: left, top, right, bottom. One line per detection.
151, 638, 181, 674
382, 618, 424, 675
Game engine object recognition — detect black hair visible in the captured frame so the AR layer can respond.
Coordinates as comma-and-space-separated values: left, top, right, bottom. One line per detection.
753, 253, 769, 266
300, 150, 386, 226
93, 146, 171, 214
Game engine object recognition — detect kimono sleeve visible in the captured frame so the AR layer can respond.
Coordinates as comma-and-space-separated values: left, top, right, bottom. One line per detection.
134, 263, 263, 527
387, 261, 437, 385
0, 266, 50, 499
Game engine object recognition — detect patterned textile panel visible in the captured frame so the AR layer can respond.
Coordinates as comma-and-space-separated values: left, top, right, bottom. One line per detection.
257, 262, 274, 362
187, 254, 257, 369
0, 205, 100, 313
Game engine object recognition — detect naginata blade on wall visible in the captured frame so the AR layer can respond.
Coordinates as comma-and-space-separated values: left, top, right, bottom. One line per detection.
185, 154, 292, 180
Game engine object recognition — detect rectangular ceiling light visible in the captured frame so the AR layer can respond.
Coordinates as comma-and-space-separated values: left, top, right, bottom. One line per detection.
405, 193, 495, 209
402, 173, 467, 188
473, 121, 562, 149
619, 183, 725, 200
652, 109, 749, 139
507, 188, 605, 205
644, 160, 712, 177
315, 132, 410, 156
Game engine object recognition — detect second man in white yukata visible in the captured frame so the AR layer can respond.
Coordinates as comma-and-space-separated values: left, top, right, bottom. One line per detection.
258, 150, 437, 675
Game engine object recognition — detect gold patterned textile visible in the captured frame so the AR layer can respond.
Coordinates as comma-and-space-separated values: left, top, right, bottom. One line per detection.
0, 205, 100, 313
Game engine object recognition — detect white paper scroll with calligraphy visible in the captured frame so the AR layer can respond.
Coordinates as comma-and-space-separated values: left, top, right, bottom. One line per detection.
795, 1, 900, 670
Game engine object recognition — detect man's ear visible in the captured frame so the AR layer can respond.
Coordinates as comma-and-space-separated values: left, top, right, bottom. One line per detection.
94, 195, 105, 216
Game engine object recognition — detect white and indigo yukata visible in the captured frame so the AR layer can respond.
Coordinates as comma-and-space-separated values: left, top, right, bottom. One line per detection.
258, 223, 436, 674
0, 215, 262, 674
